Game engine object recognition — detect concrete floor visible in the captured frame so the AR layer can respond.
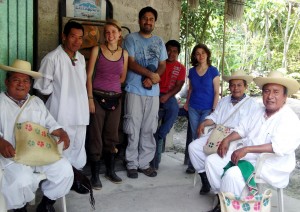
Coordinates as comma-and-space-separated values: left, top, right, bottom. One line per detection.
22, 151, 300, 212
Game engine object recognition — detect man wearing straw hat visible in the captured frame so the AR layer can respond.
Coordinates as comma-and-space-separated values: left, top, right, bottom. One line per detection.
188, 70, 259, 195
205, 70, 300, 212
0, 59, 73, 212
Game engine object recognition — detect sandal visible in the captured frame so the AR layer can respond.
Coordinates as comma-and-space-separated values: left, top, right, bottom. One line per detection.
138, 167, 157, 177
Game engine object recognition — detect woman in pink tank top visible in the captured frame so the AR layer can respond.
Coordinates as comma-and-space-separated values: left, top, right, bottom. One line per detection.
86, 20, 128, 190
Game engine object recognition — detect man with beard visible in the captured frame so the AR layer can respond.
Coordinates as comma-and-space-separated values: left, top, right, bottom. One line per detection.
123, 6, 168, 178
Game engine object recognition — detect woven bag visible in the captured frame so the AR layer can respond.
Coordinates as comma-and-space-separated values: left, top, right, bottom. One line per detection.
14, 121, 61, 166
203, 124, 231, 155
218, 189, 272, 212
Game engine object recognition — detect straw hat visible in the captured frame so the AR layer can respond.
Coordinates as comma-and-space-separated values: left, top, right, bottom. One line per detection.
254, 70, 300, 96
0, 59, 42, 79
222, 70, 253, 84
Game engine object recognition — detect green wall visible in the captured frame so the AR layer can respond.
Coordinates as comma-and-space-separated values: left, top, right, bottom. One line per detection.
0, 0, 33, 91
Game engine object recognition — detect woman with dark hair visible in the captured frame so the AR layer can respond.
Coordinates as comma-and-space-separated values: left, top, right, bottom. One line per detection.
184, 44, 220, 172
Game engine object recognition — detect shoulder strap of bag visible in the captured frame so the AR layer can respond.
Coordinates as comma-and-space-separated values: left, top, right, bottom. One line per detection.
14, 95, 35, 125
221, 96, 251, 125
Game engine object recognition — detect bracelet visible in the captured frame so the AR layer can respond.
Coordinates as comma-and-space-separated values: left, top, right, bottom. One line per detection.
88, 96, 93, 99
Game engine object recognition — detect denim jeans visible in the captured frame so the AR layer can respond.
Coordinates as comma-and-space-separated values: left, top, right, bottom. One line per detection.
188, 106, 211, 140
156, 96, 179, 140
151, 96, 179, 169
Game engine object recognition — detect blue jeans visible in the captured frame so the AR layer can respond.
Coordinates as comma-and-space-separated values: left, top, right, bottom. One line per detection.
188, 106, 211, 140
151, 96, 179, 169
156, 96, 179, 140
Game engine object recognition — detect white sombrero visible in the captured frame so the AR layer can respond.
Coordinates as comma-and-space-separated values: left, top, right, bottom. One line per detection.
0, 59, 42, 79
254, 70, 300, 96
222, 70, 253, 84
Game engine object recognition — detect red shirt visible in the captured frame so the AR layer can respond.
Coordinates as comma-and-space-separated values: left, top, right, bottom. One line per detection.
159, 60, 186, 93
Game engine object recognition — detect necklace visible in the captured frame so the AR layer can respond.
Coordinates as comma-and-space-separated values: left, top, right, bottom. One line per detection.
62, 45, 77, 66
106, 44, 118, 55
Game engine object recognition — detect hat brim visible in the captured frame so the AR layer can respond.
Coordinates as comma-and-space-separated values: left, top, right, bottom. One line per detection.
222, 75, 253, 84
0, 64, 42, 79
254, 77, 300, 96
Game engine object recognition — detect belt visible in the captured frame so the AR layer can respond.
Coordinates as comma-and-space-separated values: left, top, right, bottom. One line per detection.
93, 89, 122, 97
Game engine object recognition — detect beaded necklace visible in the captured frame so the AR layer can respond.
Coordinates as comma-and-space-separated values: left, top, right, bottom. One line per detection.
105, 43, 118, 55
62, 45, 77, 66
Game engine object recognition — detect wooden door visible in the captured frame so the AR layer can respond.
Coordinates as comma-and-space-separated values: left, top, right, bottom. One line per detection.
0, 0, 33, 91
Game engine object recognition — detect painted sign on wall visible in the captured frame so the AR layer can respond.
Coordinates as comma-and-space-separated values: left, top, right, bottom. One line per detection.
66, 0, 107, 20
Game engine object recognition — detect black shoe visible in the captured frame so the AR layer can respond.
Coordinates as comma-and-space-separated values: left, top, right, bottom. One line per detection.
186, 166, 195, 174
91, 175, 102, 190
36, 196, 56, 212
14, 205, 27, 212
138, 167, 157, 177
127, 169, 138, 178
199, 172, 211, 195
71, 167, 90, 194
104, 153, 122, 184
208, 204, 221, 212
90, 161, 102, 190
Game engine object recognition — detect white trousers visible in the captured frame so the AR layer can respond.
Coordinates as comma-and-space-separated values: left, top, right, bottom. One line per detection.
1, 158, 73, 210
188, 134, 210, 173
63, 125, 87, 169
205, 152, 246, 196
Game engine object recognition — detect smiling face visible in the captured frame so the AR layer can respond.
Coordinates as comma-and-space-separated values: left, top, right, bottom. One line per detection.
104, 24, 121, 44
229, 79, 247, 99
5, 72, 31, 100
262, 83, 287, 116
139, 12, 156, 35
62, 28, 83, 55
195, 48, 208, 65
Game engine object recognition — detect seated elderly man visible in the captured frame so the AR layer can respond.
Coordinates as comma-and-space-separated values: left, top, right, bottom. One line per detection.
205, 71, 300, 212
0, 59, 73, 212
188, 70, 259, 195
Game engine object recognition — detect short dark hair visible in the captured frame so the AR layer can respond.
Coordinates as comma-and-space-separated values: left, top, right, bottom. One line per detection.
63, 21, 84, 36
229, 79, 247, 87
139, 6, 158, 21
190, 43, 212, 67
165, 40, 181, 54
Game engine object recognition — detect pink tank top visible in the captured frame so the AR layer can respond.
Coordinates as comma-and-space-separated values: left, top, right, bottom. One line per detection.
92, 49, 124, 93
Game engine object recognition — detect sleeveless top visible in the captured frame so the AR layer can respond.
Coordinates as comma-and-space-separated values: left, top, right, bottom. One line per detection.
93, 48, 124, 93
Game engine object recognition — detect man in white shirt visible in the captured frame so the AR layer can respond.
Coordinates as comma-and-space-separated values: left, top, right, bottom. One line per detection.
0, 59, 73, 212
188, 70, 259, 195
206, 70, 300, 212
34, 21, 89, 171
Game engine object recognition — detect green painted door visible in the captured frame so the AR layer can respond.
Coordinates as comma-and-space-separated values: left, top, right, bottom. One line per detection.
0, 0, 33, 91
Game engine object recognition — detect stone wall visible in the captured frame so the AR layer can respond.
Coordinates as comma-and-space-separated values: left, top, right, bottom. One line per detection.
36, 0, 181, 66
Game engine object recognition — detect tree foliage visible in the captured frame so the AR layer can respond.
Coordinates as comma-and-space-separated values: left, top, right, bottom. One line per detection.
180, 0, 300, 81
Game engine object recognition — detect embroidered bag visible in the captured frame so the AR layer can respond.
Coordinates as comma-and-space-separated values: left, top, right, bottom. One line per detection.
203, 124, 231, 155
203, 97, 250, 155
14, 96, 62, 166
218, 189, 272, 212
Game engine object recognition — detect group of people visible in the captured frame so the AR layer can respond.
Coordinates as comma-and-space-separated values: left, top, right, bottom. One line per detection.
188, 70, 300, 212
1, 5, 300, 212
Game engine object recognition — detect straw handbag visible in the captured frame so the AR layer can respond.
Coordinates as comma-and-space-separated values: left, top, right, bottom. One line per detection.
203, 97, 250, 155
14, 96, 61, 166
218, 189, 272, 212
